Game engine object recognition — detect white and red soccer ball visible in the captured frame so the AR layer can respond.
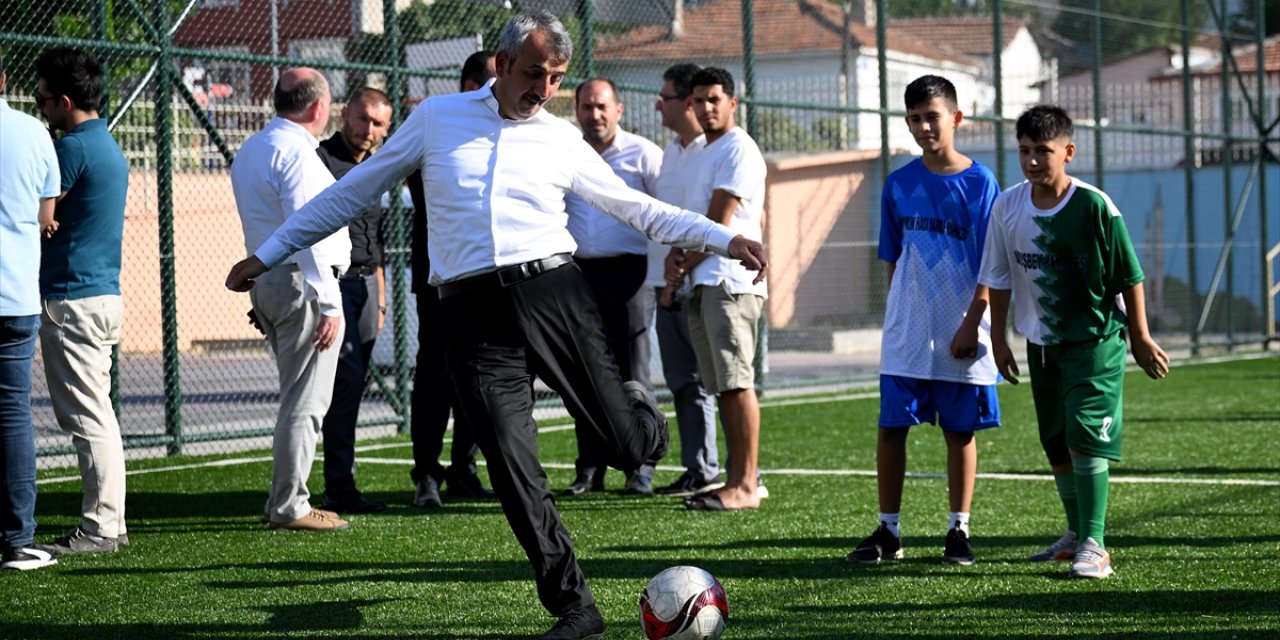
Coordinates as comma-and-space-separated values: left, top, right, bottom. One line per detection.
639, 566, 729, 640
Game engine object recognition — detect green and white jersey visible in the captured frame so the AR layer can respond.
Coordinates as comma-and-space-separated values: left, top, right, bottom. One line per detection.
977, 178, 1143, 346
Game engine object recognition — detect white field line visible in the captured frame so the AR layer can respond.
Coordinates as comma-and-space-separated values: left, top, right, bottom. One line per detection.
36, 353, 1278, 487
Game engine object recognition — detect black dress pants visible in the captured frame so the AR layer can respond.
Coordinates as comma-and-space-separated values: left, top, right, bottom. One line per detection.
410, 278, 480, 484
440, 261, 660, 615
570, 253, 648, 477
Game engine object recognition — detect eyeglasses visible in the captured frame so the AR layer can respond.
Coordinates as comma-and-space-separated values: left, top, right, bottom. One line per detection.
657, 94, 685, 102
32, 91, 56, 106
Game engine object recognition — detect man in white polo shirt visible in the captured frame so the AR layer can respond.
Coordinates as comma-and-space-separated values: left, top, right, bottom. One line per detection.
561, 77, 664, 497
224, 13, 766, 639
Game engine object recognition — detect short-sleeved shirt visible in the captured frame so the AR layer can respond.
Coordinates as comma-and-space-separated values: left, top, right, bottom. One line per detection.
40, 118, 128, 300
686, 127, 768, 297
978, 178, 1144, 346
317, 133, 383, 268
878, 158, 1000, 384
645, 134, 705, 287
0, 99, 60, 315
566, 129, 663, 259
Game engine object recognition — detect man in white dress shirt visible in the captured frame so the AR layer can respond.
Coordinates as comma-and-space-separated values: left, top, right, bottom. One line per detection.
225, 14, 765, 639
231, 68, 351, 532
561, 77, 664, 497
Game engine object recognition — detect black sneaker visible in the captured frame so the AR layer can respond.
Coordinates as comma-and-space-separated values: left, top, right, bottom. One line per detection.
413, 477, 442, 509
1, 546, 58, 571
444, 472, 496, 500
942, 527, 975, 566
654, 472, 725, 497
537, 603, 605, 640
624, 381, 668, 463
845, 523, 903, 565
623, 472, 653, 495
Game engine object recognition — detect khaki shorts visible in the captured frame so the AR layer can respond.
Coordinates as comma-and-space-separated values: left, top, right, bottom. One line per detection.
688, 285, 764, 395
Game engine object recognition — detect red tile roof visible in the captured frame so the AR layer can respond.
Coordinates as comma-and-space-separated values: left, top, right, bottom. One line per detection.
887, 16, 1032, 55
1201, 35, 1280, 74
595, 0, 979, 68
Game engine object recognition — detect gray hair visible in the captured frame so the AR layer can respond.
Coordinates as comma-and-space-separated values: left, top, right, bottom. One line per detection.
497, 11, 573, 64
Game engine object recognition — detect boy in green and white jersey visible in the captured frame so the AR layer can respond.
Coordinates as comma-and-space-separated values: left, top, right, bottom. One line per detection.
975, 105, 1169, 579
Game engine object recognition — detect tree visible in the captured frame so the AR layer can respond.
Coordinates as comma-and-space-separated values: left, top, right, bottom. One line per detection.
1051, 0, 1210, 61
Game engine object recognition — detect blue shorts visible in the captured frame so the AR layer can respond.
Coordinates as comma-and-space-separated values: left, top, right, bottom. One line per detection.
879, 375, 1001, 432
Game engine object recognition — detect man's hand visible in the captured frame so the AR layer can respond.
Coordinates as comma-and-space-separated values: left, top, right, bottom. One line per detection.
1131, 335, 1170, 380
949, 322, 980, 359
993, 338, 1020, 385
727, 235, 768, 284
314, 314, 341, 351
663, 248, 686, 287
226, 256, 268, 292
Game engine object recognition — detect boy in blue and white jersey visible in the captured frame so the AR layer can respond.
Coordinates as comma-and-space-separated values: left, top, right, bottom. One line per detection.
847, 75, 1001, 566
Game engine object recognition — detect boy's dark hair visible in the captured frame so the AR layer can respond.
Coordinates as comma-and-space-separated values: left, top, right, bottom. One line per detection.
574, 77, 618, 103
903, 75, 957, 111
34, 46, 104, 112
690, 67, 735, 97
1016, 105, 1074, 142
663, 62, 701, 99
459, 50, 495, 92
273, 72, 327, 117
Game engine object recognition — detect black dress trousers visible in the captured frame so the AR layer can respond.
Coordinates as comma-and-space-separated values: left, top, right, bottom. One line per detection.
439, 261, 661, 615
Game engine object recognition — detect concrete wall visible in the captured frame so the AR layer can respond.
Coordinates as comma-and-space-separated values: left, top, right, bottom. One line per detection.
763, 148, 886, 329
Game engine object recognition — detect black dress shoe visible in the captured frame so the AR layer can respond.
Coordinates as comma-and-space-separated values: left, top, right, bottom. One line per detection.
561, 468, 605, 497
536, 603, 604, 640
445, 473, 496, 500
413, 477, 442, 509
321, 492, 387, 514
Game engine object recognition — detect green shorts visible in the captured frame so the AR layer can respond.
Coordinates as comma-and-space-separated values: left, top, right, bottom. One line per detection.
1027, 331, 1127, 465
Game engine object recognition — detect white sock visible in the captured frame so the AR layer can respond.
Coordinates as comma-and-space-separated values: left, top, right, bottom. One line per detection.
950, 511, 970, 536
879, 512, 901, 538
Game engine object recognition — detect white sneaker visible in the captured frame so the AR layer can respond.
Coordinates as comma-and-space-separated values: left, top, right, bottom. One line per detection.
1069, 537, 1115, 579
1028, 530, 1077, 562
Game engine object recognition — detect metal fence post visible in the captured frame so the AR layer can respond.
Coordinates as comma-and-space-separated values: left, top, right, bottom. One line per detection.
741, 0, 756, 139
1220, 0, 1234, 348
1092, 0, 1104, 190
1182, 0, 1200, 354
154, 0, 184, 455
385, 0, 410, 433
578, 0, 594, 79
1256, 0, 1270, 350
993, 0, 1005, 186
876, 0, 888, 181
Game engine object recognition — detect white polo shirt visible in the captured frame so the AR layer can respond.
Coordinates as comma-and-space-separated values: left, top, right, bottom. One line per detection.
645, 134, 706, 287
686, 127, 768, 298
232, 116, 351, 316
255, 80, 737, 286
566, 129, 663, 259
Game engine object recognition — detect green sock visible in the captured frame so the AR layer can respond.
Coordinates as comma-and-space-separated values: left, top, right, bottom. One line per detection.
1053, 472, 1079, 535
1074, 456, 1111, 548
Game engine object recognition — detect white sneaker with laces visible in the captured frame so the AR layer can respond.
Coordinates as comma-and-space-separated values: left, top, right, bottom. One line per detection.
1068, 537, 1115, 579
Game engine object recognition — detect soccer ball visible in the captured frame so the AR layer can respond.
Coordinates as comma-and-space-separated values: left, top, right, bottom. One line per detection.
639, 565, 728, 640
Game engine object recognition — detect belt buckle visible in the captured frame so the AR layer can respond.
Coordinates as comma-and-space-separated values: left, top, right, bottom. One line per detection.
497, 262, 526, 287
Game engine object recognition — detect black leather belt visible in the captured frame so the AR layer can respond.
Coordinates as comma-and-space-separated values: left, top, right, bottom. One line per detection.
437, 253, 574, 300
344, 263, 378, 278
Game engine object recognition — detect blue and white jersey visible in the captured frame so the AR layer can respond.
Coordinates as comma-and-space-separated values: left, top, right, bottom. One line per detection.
878, 158, 999, 384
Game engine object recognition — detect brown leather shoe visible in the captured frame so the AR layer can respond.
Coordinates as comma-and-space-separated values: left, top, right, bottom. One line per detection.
268, 509, 351, 531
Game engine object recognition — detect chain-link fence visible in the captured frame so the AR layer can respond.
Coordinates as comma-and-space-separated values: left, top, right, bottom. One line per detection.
3, 0, 1277, 466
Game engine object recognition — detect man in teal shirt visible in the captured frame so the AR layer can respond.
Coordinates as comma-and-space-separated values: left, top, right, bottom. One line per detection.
32, 47, 131, 556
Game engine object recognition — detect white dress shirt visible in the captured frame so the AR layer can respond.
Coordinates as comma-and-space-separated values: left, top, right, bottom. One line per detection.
565, 129, 662, 259
232, 116, 351, 316
255, 81, 737, 286
646, 134, 707, 287
686, 127, 768, 298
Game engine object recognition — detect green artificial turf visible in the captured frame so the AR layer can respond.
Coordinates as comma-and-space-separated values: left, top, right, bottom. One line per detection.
3, 355, 1277, 639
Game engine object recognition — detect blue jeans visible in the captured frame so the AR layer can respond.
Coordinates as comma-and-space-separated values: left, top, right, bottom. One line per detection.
0, 314, 40, 550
